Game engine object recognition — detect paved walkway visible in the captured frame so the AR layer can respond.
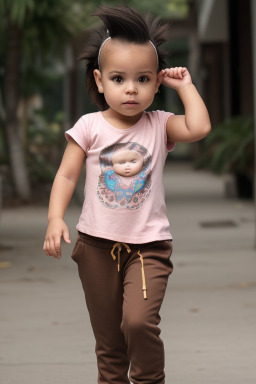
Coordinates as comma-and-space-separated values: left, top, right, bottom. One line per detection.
1, 162, 256, 384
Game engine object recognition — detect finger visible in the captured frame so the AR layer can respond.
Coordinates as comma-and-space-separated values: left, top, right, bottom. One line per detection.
167, 68, 173, 77
44, 240, 51, 256
178, 67, 183, 79
181, 67, 188, 78
63, 229, 71, 244
49, 238, 57, 258
54, 237, 61, 259
171, 67, 178, 78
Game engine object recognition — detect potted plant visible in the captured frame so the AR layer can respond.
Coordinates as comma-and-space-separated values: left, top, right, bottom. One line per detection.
195, 115, 254, 198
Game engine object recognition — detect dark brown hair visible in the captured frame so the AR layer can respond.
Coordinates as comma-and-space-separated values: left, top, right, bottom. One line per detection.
79, 5, 171, 111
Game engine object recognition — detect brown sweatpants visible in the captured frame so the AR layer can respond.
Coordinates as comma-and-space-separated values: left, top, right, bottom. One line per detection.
71, 231, 173, 384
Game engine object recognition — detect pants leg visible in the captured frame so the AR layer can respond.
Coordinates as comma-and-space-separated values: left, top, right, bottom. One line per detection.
121, 240, 173, 384
71, 233, 173, 384
71, 233, 130, 384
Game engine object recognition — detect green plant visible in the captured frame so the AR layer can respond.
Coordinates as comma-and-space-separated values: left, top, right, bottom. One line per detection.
195, 115, 254, 176
26, 109, 64, 183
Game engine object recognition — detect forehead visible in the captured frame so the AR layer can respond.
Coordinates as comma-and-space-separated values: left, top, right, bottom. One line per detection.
112, 150, 143, 162
100, 39, 158, 73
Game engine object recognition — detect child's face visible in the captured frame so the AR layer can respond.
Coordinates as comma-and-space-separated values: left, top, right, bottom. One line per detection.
111, 150, 143, 177
94, 39, 161, 118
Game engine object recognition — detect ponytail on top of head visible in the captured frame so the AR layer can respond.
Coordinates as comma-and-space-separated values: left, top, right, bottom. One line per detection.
78, 5, 171, 111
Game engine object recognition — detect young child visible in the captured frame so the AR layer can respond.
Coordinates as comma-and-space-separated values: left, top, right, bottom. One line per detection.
43, 5, 211, 384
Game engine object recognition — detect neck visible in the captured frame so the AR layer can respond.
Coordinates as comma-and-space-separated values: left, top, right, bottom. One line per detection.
102, 109, 143, 129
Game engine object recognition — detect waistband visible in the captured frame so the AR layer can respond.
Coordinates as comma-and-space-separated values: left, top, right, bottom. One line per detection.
77, 231, 154, 300
77, 231, 171, 250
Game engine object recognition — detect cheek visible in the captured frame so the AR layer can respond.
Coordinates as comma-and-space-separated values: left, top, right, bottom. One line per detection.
131, 162, 143, 174
140, 86, 156, 102
113, 164, 124, 175
104, 81, 121, 94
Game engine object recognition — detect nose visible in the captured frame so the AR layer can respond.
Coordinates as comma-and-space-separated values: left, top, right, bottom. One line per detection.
125, 82, 137, 95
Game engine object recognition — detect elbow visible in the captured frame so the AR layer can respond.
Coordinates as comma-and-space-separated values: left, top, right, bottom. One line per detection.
202, 123, 211, 137
187, 123, 212, 141
197, 122, 211, 139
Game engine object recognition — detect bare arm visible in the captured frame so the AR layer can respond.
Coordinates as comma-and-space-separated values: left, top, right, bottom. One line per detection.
158, 67, 211, 143
43, 138, 85, 259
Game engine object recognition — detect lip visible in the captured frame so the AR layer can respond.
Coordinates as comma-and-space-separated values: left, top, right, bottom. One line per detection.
123, 101, 138, 105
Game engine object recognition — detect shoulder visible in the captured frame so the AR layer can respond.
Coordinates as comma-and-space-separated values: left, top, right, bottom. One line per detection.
144, 110, 174, 124
73, 111, 102, 135
67, 111, 100, 130
79, 111, 101, 124
65, 112, 101, 152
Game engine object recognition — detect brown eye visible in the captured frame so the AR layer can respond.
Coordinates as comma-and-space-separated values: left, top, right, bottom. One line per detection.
138, 76, 149, 83
113, 76, 123, 83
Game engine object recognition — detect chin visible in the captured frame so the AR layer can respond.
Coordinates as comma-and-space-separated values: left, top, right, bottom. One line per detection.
123, 110, 144, 117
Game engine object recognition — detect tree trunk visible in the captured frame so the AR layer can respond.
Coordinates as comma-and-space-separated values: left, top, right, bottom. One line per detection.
5, 21, 31, 201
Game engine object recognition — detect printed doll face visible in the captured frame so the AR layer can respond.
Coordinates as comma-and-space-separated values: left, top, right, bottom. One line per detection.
93, 39, 161, 121
111, 150, 143, 177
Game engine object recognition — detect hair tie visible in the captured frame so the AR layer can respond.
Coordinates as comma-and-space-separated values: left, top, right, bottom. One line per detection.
148, 40, 159, 68
98, 37, 112, 70
97, 37, 159, 70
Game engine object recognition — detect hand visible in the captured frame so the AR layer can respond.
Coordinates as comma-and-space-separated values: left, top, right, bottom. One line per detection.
43, 218, 71, 259
158, 67, 192, 91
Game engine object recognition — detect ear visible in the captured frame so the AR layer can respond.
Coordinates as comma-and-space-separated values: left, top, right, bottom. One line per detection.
155, 69, 165, 93
93, 69, 104, 93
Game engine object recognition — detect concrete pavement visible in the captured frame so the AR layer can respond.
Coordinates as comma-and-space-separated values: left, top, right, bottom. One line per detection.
1, 162, 256, 384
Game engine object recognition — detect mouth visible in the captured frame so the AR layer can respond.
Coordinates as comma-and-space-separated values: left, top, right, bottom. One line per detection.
123, 101, 138, 105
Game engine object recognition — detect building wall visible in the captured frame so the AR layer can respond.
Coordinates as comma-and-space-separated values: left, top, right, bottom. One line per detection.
200, 0, 253, 123
229, 0, 253, 115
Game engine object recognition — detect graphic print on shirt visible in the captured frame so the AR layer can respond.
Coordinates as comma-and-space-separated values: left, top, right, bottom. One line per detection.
97, 142, 152, 209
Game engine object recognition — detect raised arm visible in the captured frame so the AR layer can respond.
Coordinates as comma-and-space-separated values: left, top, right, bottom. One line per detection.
43, 138, 85, 259
158, 67, 211, 143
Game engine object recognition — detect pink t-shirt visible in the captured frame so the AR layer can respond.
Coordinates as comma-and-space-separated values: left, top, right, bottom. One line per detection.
65, 110, 175, 244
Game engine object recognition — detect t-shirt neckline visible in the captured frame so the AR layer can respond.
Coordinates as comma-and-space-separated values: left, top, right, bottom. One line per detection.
99, 111, 145, 133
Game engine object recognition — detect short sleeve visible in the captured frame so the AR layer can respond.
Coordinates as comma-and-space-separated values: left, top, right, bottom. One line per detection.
65, 116, 89, 154
156, 110, 176, 152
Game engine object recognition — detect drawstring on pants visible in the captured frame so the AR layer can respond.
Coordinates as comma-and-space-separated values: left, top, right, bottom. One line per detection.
111, 242, 131, 272
111, 242, 148, 300
137, 250, 147, 300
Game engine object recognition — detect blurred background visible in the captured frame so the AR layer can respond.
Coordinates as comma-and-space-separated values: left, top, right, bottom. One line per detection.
0, 0, 255, 205
1, 2, 256, 383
